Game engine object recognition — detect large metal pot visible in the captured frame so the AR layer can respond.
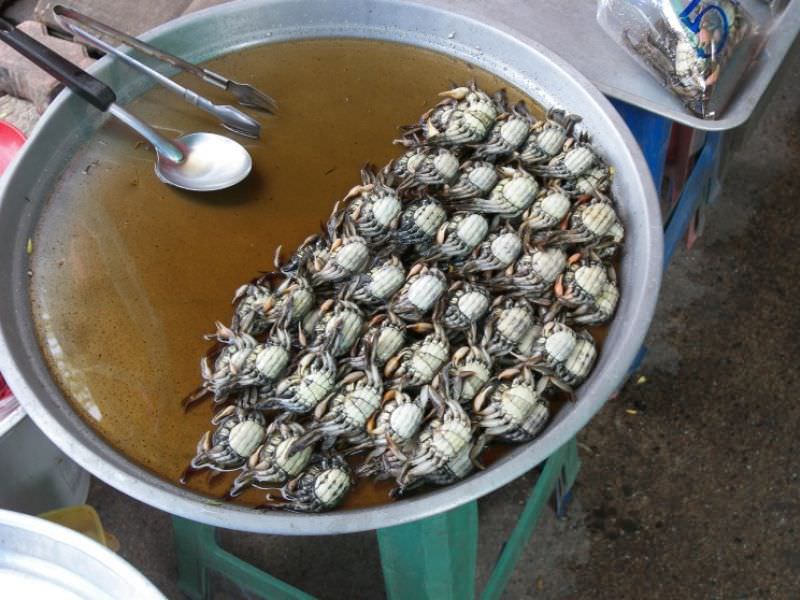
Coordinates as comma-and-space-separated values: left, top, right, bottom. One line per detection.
0, 0, 662, 534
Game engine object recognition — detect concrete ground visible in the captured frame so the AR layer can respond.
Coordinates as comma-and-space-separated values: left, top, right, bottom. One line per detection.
4, 2, 799, 598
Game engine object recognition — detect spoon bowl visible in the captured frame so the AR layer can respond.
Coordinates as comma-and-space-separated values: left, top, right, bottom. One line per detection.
156, 132, 252, 191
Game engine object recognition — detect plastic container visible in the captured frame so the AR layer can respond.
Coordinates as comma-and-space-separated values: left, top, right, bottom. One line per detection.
0, 508, 164, 599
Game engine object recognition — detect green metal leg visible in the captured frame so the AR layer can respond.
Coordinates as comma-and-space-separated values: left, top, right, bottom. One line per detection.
377, 500, 479, 600
172, 516, 314, 600
481, 438, 580, 600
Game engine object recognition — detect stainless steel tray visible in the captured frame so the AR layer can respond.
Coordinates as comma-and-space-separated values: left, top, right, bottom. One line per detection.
424, 0, 800, 131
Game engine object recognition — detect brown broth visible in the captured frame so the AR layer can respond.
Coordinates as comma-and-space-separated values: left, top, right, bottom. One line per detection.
30, 39, 556, 510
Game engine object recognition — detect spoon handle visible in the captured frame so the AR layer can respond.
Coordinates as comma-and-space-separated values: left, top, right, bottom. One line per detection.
0, 18, 115, 111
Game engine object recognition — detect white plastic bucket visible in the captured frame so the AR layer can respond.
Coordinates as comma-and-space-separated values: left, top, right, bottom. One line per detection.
0, 402, 90, 514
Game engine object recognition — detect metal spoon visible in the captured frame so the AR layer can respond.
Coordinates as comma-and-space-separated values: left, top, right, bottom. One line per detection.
55, 12, 261, 139
0, 19, 251, 192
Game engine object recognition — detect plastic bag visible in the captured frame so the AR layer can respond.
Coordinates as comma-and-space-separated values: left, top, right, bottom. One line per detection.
597, 0, 761, 119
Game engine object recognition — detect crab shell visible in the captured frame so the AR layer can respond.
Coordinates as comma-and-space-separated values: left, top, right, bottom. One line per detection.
436, 213, 489, 258
443, 285, 491, 330
518, 119, 570, 164
397, 198, 447, 245
562, 261, 608, 307
395, 267, 447, 316
444, 161, 499, 200
560, 145, 598, 178
536, 321, 578, 368
522, 190, 571, 232
250, 338, 292, 384
312, 236, 371, 285
366, 260, 406, 302
489, 300, 537, 353
373, 321, 407, 365
479, 113, 531, 156
486, 169, 539, 216
571, 201, 618, 241
372, 392, 426, 446
227, 419, 267, 458
387, 400, 425, 442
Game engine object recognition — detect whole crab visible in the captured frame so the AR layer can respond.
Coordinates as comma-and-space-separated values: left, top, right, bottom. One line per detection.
397, 381, 474, 491
450, 166, 538, 217
485, 297, 539, 356
188, 406, 267, 472
442, 160, 498, 201
442, 281, 491, 332
516, 108, 580, 165
264, 455, 354, 513
348, 255, 406, 308
473, 366, 550, 443
393, 147, 460, 191
472, 98, 534, 159
386, 320, 450, 388
421, 81, 498, 146
293, 345, 384, 451
230, 421, 313, 496
396, 197, 447, 247
448, 328, 494, 404
427, 212, 489, 260
341, 166, 402, 245
462, 226, 522, 274
262, 349, 338, 414
391, 264, 448, 321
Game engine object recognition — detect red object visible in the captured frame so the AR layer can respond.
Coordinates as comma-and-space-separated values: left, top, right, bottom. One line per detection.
0, 120, 26, 176
0, 373, 11, 400
0, 120, 25, 401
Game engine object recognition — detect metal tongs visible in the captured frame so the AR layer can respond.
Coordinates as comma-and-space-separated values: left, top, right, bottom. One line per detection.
52, 5, 276, 139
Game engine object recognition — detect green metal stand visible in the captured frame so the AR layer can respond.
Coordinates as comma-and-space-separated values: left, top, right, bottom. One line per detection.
173, 437, 580, 600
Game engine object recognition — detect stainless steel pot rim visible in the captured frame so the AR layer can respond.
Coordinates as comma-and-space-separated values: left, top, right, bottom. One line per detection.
0, 0, 662, 535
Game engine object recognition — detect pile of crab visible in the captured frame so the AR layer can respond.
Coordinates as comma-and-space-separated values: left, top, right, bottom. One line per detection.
181, 82, 623, 513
